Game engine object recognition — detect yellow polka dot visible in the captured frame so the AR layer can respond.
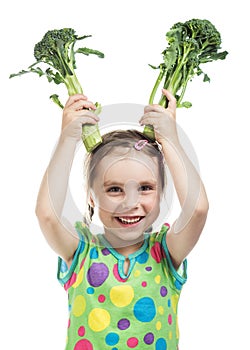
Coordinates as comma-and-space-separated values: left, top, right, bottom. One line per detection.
158, 306, 164, 315
110, 285, 134, 307
156, 321, 162, 330
134, 270, 141, 277
72, 267, 84, 288
163, 266, 169, 278
176, 315, 180, 338
72, 295, 86, 317
88, 308, 110, 332
154, 275, 161, 284
169, 331, 172, 340
171, 294, 179, 314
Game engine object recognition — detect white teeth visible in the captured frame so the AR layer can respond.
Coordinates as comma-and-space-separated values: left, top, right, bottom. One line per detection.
118, 217, 141, 224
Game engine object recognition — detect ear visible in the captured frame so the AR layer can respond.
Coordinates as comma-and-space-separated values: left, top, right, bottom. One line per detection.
88, 193, 95, 208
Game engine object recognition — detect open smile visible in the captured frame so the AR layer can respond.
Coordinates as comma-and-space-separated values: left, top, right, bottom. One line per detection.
115, 216, 144, 226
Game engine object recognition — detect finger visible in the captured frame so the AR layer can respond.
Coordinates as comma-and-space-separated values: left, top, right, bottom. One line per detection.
76, 110, 100, 121
144, 104, 166, 114
64, 94, 88, 108
139, 112, 161, 125
78, 116, 99, 125
162, 89, 176, 109
72, 99, 97, 111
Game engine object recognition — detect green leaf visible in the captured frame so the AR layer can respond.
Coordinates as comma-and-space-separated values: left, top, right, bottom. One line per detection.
180, 101, 192, 108
50, 94, 64, 109
203, 74, 210, 82
94, 102, 102, 115
148, 64, 160, 70
76, 47, 104, 58
9, 70, 29, 78
76, 34, 92, 40
53, 72, 64, 84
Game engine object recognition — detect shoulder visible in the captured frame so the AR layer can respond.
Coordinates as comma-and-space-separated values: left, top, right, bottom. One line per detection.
148, 224, 187, 289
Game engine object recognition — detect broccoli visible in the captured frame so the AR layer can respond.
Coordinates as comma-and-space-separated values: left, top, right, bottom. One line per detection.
10, 28, 104, 152
144, 18, 228, 139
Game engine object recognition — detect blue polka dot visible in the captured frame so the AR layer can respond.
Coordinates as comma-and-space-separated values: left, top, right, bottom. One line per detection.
79, 240, 85, 253
87, 287, 95, 294
105, 333, 119, 346
60, 260, 68, 273
134, 297, 156, 322
167, 299, 171, 307
174, 279, 182, 290
155, 338, 167, 350
90, 247, 99, 259
136, 251, 149, 264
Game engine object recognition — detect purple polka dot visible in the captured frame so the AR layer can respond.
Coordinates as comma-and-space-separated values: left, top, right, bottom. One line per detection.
87, 263, 109, 287
117, 318, 130, 330
160, 286, 168, 297
145, 266, 152, 271
102, 248, 110, 256
144, 332, 154, 345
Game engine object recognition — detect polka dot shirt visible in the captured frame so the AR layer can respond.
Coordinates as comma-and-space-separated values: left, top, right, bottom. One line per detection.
58, 222, 187, 350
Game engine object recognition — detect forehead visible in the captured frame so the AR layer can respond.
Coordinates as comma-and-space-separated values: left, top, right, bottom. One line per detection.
95, 148, 160, 183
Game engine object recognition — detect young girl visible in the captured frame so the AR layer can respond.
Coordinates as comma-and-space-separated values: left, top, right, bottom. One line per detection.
36, 89, 209, 350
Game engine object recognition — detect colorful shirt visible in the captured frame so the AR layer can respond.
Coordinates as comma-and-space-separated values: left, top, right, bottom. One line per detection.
58, 222, 187, 350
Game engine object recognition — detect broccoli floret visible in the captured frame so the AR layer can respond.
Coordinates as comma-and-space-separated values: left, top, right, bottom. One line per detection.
10, 28, 105, 152
148, 18, 228, 109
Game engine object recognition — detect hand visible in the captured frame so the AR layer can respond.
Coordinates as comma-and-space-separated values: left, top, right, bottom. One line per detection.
61, 94, 100, 141
139, 89, 177, 145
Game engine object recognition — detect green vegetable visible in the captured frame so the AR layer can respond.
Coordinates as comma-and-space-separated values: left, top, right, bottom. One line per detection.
10, 28, 104, 152
144, 18, 228, 139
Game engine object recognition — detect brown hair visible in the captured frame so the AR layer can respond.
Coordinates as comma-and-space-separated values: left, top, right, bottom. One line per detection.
83, 129, 166, 224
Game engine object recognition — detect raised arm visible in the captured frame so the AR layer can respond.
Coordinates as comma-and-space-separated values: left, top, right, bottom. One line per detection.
140, 89, 209, 269
35, 95, 99, 264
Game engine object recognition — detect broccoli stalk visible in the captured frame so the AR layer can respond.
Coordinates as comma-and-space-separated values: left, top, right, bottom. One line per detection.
144, 19, 228, 139
10, 28, 104, 152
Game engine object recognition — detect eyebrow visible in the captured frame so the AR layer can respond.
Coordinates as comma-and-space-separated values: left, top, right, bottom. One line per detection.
103, 179, 158, 187
103, 181, 124, 187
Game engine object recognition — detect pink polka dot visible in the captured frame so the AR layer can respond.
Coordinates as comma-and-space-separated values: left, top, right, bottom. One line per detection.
64, 273, 77, 290
168, 314, 172, 325
98, 294, 106, 303
80, 258, 86, 269
164, 222, 170, 228
78, 326, 85, 337
141, 281, 147, 287
74, 339, 93, 350
127, 337, 138, 348
150, 242, 164, 263
113, 264, 128, 282
68, 318, 71, 328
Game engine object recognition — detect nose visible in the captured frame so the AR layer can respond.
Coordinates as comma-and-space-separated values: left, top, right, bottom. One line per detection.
121, 180, 140, 211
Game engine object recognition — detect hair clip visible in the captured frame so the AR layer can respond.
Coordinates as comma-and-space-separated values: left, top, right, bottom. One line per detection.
134, 139, 149, 151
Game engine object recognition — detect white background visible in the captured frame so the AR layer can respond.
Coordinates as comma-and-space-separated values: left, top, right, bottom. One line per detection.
1, 0, 249, 349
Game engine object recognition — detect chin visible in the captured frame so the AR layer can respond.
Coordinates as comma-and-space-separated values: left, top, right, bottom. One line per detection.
105, 226, 145, 244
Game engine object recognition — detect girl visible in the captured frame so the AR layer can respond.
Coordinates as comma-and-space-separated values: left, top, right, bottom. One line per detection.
36, 89, 209, 350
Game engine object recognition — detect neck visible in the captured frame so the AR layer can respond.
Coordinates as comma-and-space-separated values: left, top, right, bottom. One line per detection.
103, 230, 144, 257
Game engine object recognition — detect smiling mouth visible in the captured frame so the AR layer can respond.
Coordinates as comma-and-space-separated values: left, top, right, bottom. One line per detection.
115, 216, 144, 225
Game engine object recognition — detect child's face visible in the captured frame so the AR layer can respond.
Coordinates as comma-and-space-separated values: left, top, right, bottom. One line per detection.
91, 149, 161, 244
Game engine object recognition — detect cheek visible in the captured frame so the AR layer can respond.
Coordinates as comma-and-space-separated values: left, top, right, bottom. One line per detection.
143, 193, 161, 212
95, 193, 122, 213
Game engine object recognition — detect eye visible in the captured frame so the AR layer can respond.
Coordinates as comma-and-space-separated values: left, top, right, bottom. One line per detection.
139, 185, 154, 192
107, 186, 123, 193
